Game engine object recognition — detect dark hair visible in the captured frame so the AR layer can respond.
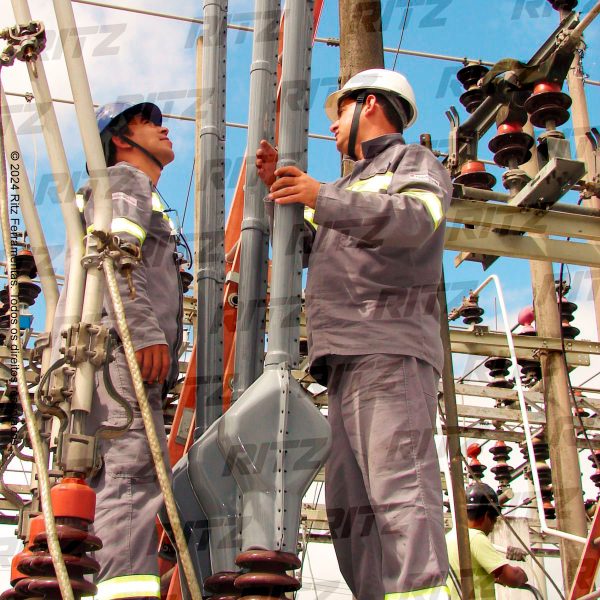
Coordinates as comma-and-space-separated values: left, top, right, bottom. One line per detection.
467, 505, 499, 521
103, 121, 132, 167
345, 90, 406, 133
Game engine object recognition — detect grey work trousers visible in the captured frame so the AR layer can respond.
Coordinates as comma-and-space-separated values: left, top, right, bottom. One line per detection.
324, 354, 449, 600
87, 349, 169, 589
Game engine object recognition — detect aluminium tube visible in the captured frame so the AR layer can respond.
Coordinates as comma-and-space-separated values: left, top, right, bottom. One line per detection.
231, 0, 279, 402
52, 0, 114, 433
0, 90, 58, 358
195, 0, 227, 438
11, 0, 85, 332
263, 0, 313, 369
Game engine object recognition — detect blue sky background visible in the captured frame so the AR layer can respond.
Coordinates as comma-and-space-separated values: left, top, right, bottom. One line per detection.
2, 1, 600, 597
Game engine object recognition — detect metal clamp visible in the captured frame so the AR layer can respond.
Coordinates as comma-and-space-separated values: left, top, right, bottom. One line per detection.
61, 322, 111, 367
0, 22, 46, 73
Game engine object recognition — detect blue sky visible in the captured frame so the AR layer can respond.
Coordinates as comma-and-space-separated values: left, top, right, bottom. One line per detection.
2, 1, 600, 597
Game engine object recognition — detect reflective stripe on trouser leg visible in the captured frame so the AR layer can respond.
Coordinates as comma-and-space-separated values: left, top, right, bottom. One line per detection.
94, 574, 161, 599
325, 355, 448, 600
87, 350, 170, 586
385, 585, 451, 599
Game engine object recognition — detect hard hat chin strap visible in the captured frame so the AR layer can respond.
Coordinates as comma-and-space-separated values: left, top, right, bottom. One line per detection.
347, 91, 366, 161
119, 134, 164, 171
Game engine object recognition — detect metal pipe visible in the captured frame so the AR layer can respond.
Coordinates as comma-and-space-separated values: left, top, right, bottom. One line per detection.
263, 1, 312, 368
194, 0, 227, 437
11, 0, 86, 333
471, 274, 586, 548
0, 89, 58, 353
52, 0, 114, 429
560, 4, 600, 342
232, 0, 279, 402
0, 73, 74, 600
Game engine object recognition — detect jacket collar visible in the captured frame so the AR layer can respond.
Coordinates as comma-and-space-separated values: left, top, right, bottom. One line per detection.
360, 133, 405, 159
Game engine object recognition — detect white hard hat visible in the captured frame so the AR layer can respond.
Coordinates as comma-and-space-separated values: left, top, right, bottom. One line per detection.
324, 68, 418, 128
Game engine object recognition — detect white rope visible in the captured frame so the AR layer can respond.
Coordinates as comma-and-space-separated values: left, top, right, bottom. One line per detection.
103, 257, 202, 599
0, 74, 74, 600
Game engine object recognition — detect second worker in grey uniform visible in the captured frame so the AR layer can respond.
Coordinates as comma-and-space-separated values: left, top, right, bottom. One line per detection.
53, 101, 182, 599
256, 69, 452, 600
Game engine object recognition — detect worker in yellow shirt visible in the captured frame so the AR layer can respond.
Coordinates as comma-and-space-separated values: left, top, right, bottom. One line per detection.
446, 482, 528, 599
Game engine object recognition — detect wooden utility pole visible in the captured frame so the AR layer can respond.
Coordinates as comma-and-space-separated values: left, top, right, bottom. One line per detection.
523, 122, 587, 590
338, 0, 384, 175
560, 7, 600, 341
338, 0, 384, 84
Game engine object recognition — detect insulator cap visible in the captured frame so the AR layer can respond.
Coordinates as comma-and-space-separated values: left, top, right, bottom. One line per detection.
546, 0, 578, 10
489, 124, 534, 168
51, 478, 96, 523
454, 161, 497, 190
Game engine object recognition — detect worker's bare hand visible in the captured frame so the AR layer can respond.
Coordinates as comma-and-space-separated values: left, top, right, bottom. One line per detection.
256, 139, 278, 187
268, 165, 320, 209
135, 344, 170, 385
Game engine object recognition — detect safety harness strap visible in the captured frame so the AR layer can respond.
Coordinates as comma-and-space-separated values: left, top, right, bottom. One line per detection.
119, 134, 164, 171
347, 91, 366, 161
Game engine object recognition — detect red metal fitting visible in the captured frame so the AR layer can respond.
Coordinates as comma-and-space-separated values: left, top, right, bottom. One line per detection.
533, 81, 561, 95
51, 478, 96, 523
497, 122, 523, 135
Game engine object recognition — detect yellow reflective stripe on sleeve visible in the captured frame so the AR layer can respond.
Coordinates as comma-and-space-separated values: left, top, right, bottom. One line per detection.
86, 218, 146, 244
151, 192, 165, 212
402, 188, 444, 230
345, 171, 394, 193
94, 574, 160, 599
385, 585, 450, 599
152, 192, 177, 233
304, 206, 317, 230
76, 193, 85, 213
111, 217, 146, 243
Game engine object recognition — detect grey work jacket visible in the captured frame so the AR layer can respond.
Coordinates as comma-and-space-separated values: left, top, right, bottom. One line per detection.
54, 162, 183, 389
306, 133, 452, 378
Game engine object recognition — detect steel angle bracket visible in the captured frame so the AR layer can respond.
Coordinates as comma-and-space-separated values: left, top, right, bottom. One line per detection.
509, 157, 586, 208
217, 364, 331, 553
185, 419, 241, 574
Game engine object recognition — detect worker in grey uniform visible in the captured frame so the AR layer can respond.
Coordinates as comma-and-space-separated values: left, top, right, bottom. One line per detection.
256, 69, 452, 600
53, 101, 181, 599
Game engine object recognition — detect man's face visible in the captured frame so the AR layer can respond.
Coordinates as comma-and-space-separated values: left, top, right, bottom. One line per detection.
483, 510, 499, 535
125, 113, 175, 167
329, 96, 358, 156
